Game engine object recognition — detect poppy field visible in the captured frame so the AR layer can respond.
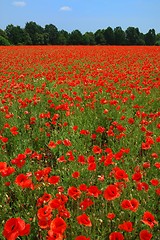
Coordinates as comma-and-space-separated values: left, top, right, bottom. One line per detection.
0, 45, 160, 240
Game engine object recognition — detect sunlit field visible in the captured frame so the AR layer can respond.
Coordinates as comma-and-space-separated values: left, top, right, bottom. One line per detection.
0, 46, 159, 240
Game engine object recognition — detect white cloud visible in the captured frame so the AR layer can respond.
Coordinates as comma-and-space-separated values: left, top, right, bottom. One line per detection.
12, 1, 26, 7
60, 6, 72, 11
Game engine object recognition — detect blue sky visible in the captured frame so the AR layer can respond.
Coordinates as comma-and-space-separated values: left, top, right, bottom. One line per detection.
1, 0, 160, 33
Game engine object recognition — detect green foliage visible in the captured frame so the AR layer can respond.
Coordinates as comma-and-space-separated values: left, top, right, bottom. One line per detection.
0, 36, 10, 46
2, 22, 159, 45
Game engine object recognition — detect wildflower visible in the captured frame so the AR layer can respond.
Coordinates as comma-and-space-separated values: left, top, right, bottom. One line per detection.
141, 211, 158, 228
76, 214, 92, 227
118, 221, 134, 232
139, 229, 152, 240
50, 217, 67, 234
68, 186, 81, 200
104, 184, 120, 201
109, 231, 124, 240
75, 236, 90, 240
107, 213, 116, 220
3, 217, 30, 240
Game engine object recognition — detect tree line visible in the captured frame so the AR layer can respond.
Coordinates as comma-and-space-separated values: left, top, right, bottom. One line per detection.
0, 21, 160, 46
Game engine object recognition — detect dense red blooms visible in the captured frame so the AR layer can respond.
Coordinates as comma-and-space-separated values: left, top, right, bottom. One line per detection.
0, 46, 159, 239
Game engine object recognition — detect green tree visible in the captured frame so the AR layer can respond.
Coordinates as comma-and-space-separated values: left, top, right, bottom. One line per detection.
5, 24, 31, 45
0, 36, 10, 45
104, 27, 115, 45
155, 33, 160, 46
44, 24, 58, 45
69, 30, 83, 45
57, 30, 69, 45
145, 29, 156, 45
94, 29, 106, 45
114, 26, 125, 45
83, 32, 96, 45
125, 27, 144, 45
0, 29, 8, 39
25, 21, 44, 45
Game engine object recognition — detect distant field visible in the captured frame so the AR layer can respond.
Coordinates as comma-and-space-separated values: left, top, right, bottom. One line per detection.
0, 46, 159, 239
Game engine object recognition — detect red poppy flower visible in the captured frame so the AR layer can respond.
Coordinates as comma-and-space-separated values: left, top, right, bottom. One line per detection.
78, 155, 86, 164
88, 162, 96, 171
79, 183, 87, 192
109, 231, 124, 240
47, 230, 63, 240
103, 184, 120, 201
41, 192, 52, 203
68, 186, 81, 200
10, 126, 19, 135
11, 153, 26, 168
1, 166, 15, 177
3, 217, 30, 240
107, 213, 116, 220
118, 221, 134, 232
50, 217, 67, 234
38, 218, 51, 229
87, 185, 102, 198
143, 162, 150, 168
96, 126, 105, 133
137, 182, 149, 191
156, 136, 160, 142
141, 211, 158, 228
75, 236, 90, 240
76, 213, 92, 227
128, 118, 134, 124
0, 162, 7, 172
151, 152, 158, 158
48, 175, 60, 185
141, 142, 151, 150
49, 199, 61, 209
15, 174, 34, 190
139, 229, 152, 240
156, 188, 160, 196
121, 198, 139, 212
113, 167, 129, 181
92, 146, 102, 154
132, 171, 142, 182
80, 198, 94, 211
63, 139, 72, 146
154, 162, 160, 169
72, 171, 80, 179
37, 205, 52, 220
121, 199, 132, 210
48, 140, 57, 148
1, 136, 9, 143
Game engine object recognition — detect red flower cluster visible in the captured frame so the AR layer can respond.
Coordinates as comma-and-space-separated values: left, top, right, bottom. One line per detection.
3, 217, 30, 240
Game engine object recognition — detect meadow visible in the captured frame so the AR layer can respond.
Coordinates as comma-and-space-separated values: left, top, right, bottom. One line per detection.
0, 45, 159, 240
